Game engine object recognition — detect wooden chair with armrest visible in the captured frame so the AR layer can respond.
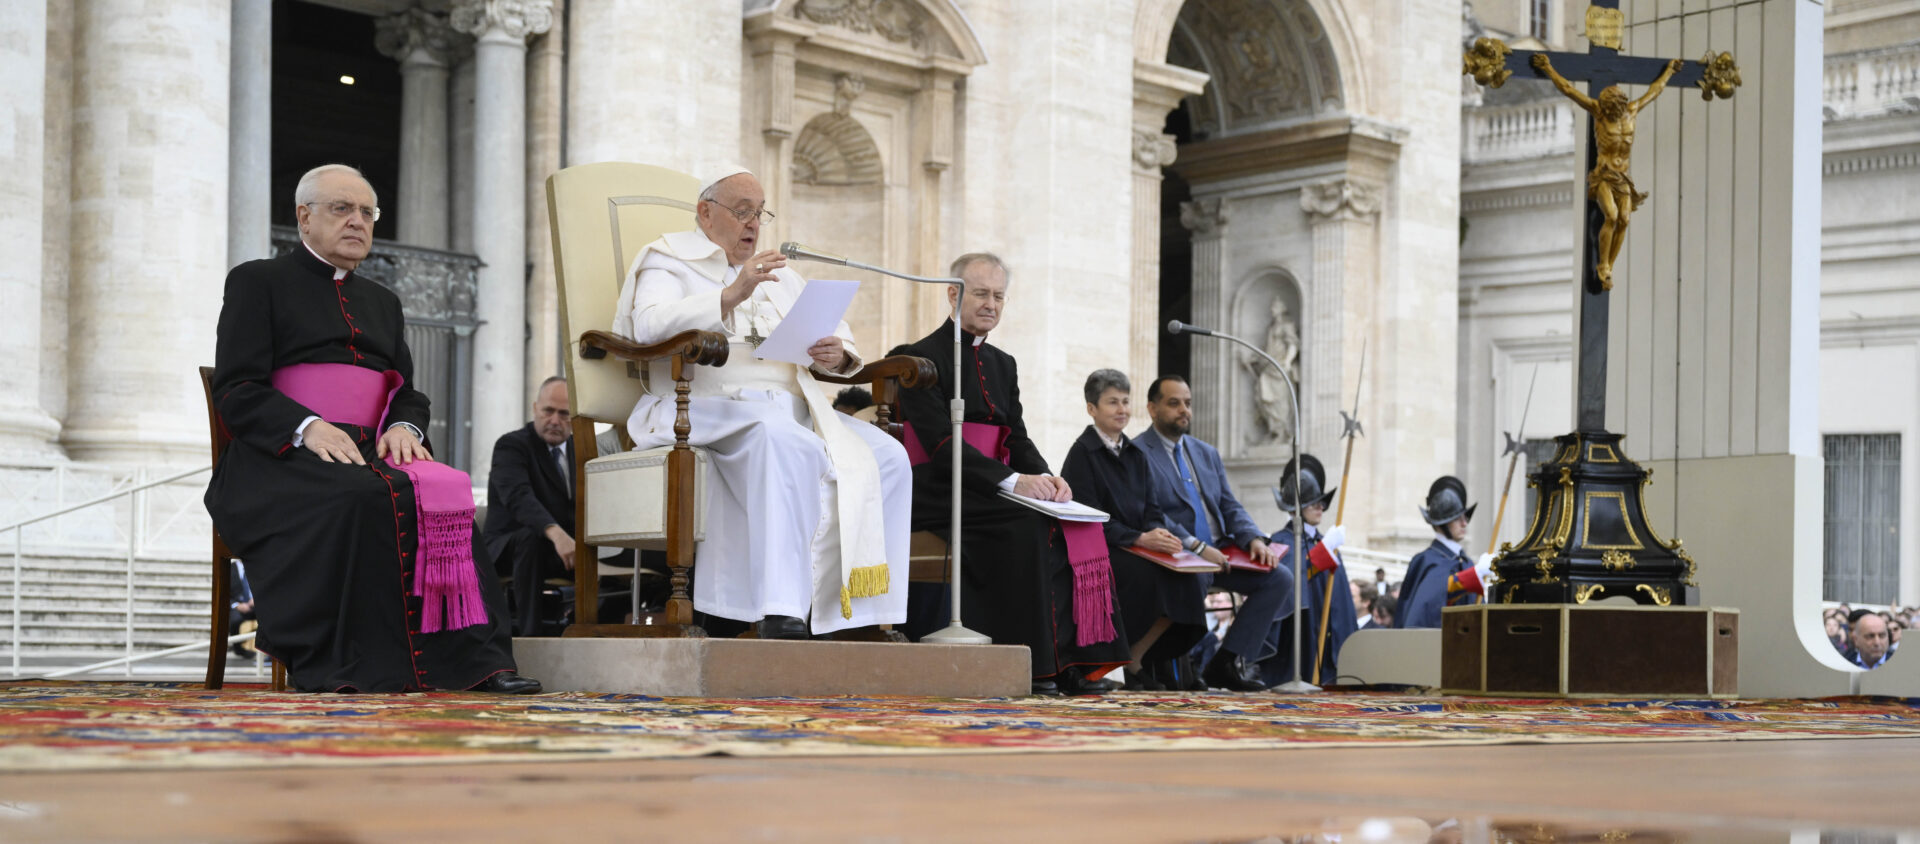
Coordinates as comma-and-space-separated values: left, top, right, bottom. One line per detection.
199, 366, 287, 691
544, 162, 935, 639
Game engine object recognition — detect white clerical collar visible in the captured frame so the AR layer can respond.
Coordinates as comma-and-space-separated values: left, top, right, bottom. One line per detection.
1437, 535, 1463, 556
301, 240, 349, 280
659, 229, 733, 282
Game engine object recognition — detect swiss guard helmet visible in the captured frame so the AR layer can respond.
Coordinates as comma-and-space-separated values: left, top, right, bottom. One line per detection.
1273, 454, 1337, 513
1419, 475, 1476, 526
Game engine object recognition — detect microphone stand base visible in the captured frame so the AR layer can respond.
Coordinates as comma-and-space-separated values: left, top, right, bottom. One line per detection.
1270, 679, 1323, 694
920, 623, 992, 645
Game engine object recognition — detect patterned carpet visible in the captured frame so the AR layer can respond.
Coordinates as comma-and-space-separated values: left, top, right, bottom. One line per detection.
3, 681, 1918, 772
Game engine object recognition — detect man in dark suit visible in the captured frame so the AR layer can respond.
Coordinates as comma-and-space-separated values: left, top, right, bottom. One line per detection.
483, 376, 583, 636
1134, 375, 1292, 691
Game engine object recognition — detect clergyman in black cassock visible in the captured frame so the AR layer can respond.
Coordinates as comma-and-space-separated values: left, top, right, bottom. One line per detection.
891, 254, 1128, 693
203, 165, 530, 693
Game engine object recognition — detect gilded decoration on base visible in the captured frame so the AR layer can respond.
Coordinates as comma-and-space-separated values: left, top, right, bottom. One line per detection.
1464, 38, 1514, 87
1699, 51, 1743, 100
1674, 543, 1699, 587
1636, 584, 1673, 606
1575, 583, 1606, 604
1534, 548, 1561, 585
1600, 549, 1635, 571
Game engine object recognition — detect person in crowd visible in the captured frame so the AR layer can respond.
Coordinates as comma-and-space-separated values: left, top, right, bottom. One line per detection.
1843, 608, 1893, 669
893, 253, 1130, 695
1059, 369, 1206, 691
832, 386, 879, 423
483, 377, 631, 635
1134, 375, 1291, 692
1823, 608, 1848, 653
204, 164, 534, 693
611, 166, 911, 640
1395, 476, 1495, 629
1370, 593, 1397, 628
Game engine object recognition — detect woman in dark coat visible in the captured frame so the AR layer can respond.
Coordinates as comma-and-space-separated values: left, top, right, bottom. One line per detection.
1059, 369, 1208, 689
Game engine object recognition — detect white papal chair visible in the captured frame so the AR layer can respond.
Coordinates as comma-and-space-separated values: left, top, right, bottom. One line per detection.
544, 162, 935, 639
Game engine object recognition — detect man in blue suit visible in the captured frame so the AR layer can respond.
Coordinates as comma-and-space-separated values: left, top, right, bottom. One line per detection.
1134, 375, 1293, 691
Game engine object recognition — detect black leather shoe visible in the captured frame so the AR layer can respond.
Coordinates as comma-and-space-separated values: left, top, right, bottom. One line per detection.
1122, 669, 1165, 692
477, 671, 543, 695
755, 614, 811, 640
1201, 652, 1269, 692
1059, 668, 1121, 696
1029, 678, 1063, 697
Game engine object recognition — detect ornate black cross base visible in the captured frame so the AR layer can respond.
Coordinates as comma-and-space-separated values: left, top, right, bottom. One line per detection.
1490, 430, 1699, 607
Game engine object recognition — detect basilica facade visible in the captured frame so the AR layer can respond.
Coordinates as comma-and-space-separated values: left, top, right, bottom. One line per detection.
1, 0, 1912, 595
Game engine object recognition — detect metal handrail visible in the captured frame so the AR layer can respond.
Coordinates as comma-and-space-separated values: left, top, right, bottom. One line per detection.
7, 464, 212, 678
40, 631, 262, 679
0, 465, 208, 534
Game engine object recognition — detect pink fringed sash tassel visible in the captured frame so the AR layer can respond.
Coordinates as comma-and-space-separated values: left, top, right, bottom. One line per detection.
271, 363, 487, 633
908, 419, 1117, 646
1059, 521, 1117, 647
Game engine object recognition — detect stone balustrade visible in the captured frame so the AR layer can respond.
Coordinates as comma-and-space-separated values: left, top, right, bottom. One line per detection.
1462, 99, 1576, 164
1825, 42, 1920, 120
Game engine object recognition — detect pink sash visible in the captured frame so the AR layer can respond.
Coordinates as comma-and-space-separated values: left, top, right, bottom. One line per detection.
906, 420, 1115, 647
272, 363, 487, 633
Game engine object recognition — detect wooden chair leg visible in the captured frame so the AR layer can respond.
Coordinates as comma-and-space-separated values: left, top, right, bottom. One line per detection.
271, 661, 286, 692
206, 544, 231, 690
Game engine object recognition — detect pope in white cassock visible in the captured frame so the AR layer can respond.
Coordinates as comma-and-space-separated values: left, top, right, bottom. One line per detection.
611, 167, 911, 639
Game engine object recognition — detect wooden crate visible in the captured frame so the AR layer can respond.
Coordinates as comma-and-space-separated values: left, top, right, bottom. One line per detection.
1441, 604, 1738, 698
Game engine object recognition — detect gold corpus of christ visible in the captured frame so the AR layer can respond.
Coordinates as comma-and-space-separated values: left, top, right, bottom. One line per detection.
1461, 30, 1742, 291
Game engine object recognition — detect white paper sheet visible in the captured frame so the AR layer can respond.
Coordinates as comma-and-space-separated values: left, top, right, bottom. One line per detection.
996, 490, 1110, 523
753, 279, 860, 366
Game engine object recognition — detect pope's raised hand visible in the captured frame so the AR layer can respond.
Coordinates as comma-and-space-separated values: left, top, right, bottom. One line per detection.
722, 250, 787, 315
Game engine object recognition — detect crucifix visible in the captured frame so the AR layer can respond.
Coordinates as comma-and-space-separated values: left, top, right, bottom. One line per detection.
1461, 3, 1739, 605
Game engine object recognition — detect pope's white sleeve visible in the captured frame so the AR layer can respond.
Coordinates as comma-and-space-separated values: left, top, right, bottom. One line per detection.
629, 266, 727, 344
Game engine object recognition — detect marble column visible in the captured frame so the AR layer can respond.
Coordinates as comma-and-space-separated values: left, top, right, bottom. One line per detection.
1300, 177, 1380, 457
1180, 196, 1230, 446
65, 0, 231, 464
227, 0, 271, 267
377, 8, 456, 250
40, 0, 74, 437
453, 0, 551, 487
449, 49, 476, 255
524, 0, 564, 395
1130, 61, 1206, 391
0, 0, 61, 458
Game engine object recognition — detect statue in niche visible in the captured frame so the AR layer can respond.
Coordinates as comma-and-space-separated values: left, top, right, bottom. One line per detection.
1243, 298, 1300, 447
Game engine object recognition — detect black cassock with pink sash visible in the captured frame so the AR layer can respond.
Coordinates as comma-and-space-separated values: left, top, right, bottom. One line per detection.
205, 248, 516, 692
891, 323, 1129, 681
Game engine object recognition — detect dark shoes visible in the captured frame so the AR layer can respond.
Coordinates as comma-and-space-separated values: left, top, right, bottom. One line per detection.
1123, 668, 1166, 692
476, 671, 543, 695
1030, 678, 1063, 696
1201, 652, 1269, 692
755, 615, 812, 640
1057, 668, 1121, 696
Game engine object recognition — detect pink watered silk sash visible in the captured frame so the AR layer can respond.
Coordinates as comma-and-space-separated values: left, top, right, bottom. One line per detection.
272, 363, 486, 633
904, 421, 1116, 647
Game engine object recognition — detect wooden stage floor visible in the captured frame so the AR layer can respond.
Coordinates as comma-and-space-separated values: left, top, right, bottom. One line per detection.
1, 735, 1916, 841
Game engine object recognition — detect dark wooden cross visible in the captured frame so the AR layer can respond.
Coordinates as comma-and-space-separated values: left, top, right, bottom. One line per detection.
1464, 1, 1739, 432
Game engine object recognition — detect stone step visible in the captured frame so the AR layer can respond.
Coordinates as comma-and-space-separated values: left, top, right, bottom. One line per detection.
7, 583, 210, 603
4, 556, 212, 578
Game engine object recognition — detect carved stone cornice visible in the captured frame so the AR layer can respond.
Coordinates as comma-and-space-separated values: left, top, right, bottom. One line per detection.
1180, 197, 1230, 238
376, 8, 459, 67
1133, 130, 1178, 171
1300, 178, 1381, 223
794, 0, 927, 49
1175, 114, 1404, 187
450, 0, 554, 43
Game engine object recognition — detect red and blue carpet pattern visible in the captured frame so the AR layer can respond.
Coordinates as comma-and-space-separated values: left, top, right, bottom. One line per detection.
3, 681, 1918, 771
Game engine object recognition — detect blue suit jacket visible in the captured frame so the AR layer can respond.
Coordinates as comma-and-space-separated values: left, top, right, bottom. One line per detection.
1132, 427, 1266, 550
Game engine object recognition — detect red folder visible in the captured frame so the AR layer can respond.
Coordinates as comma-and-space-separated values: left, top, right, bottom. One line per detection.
1126, 545, 1222, 574
1222, 543, 1273, 573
